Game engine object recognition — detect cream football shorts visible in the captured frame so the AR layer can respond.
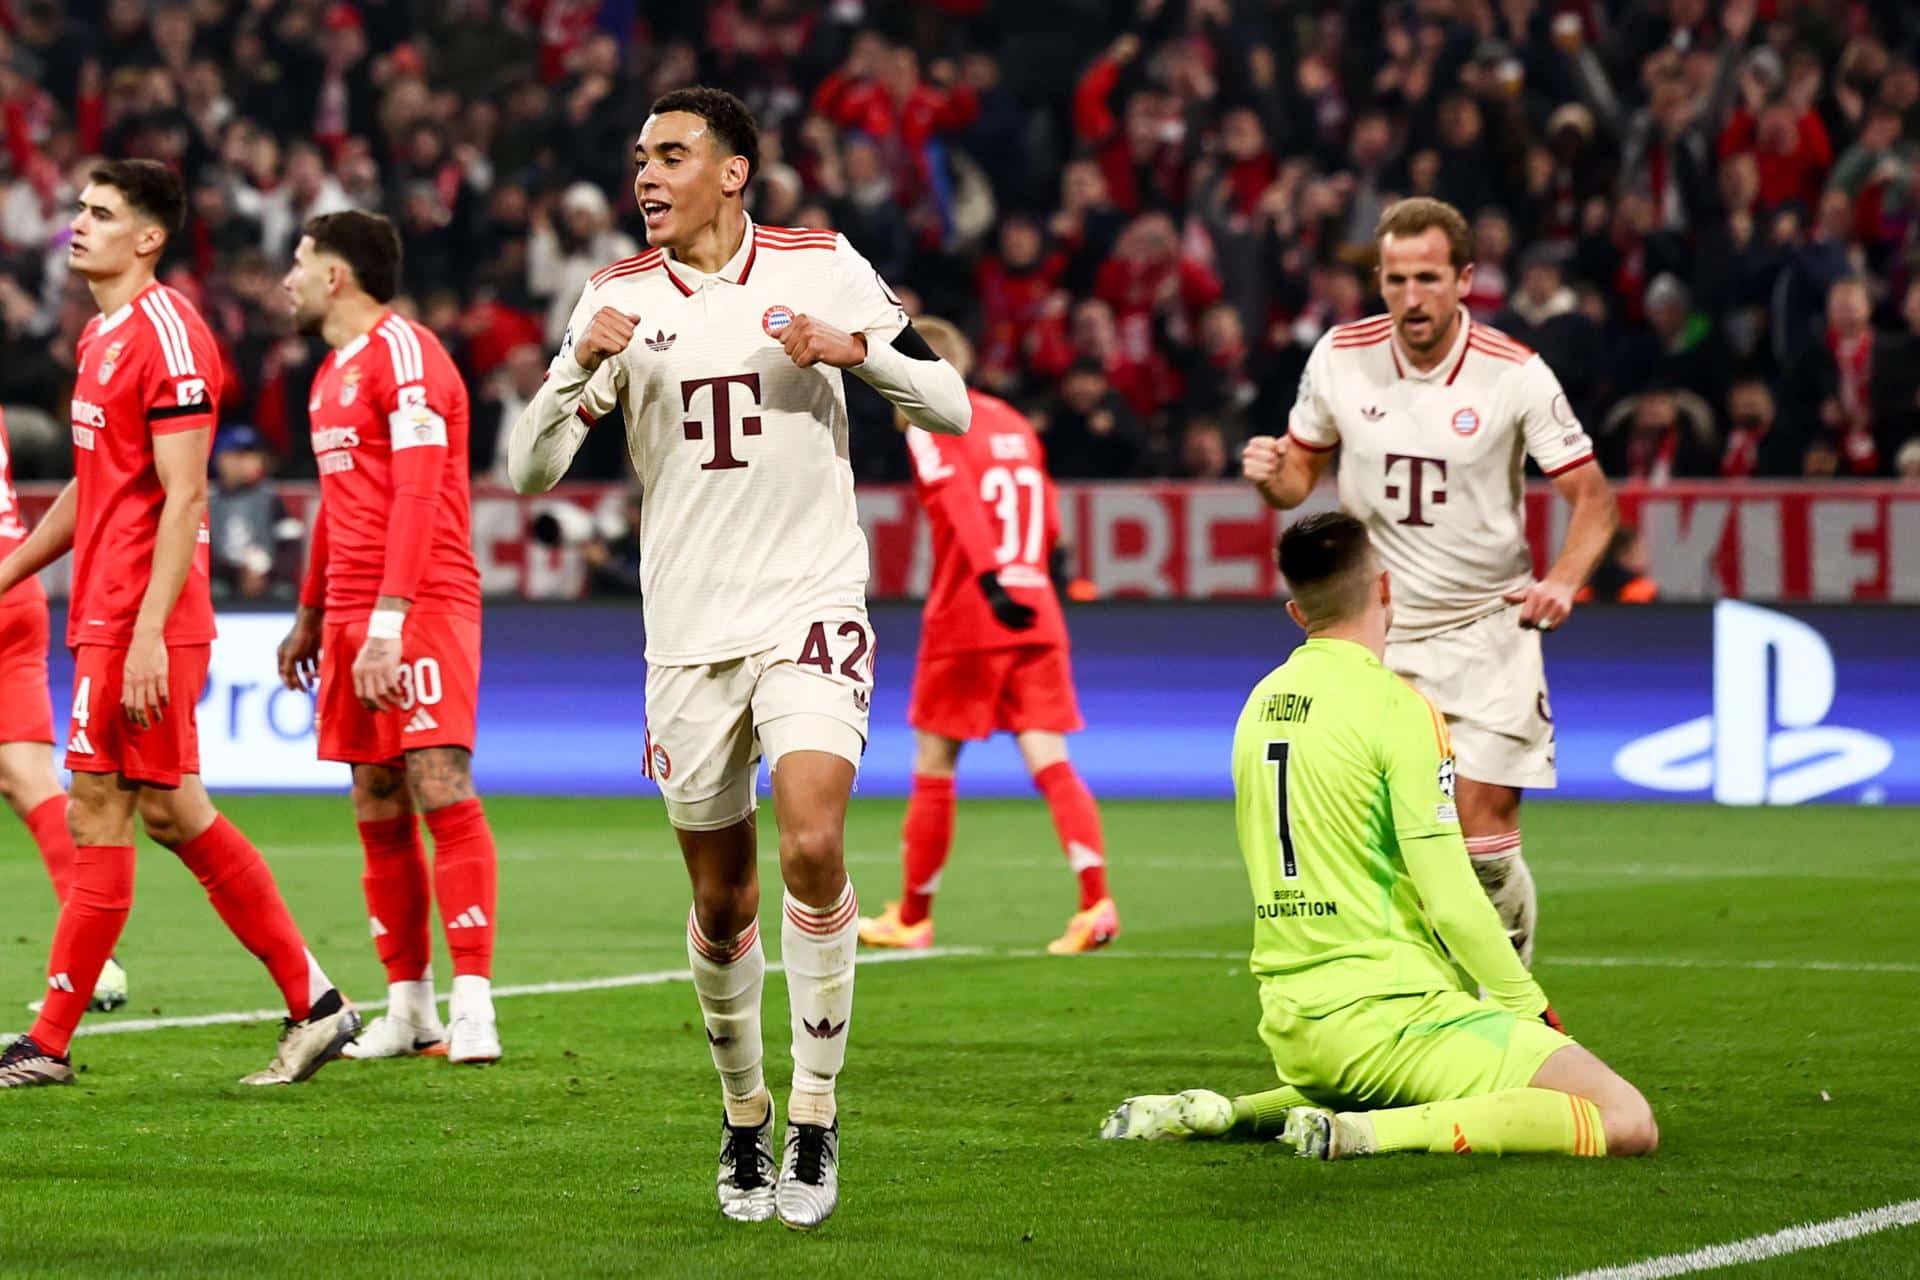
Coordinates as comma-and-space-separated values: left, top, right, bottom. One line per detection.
643, 609, 874, 830
1386, 603, 1556, 790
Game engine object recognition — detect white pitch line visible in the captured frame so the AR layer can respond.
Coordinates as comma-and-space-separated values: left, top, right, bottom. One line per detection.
0, 946, 984, 1042
1555, 1197, 1920, 1280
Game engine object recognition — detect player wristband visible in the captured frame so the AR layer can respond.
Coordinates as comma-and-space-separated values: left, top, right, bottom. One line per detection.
367, 609, 406, 641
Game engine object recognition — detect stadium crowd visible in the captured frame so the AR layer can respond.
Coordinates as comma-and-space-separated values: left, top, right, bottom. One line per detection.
5, 0, 1920, 494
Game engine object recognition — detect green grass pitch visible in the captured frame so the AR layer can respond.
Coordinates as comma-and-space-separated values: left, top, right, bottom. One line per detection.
0, 797, 1914, 1277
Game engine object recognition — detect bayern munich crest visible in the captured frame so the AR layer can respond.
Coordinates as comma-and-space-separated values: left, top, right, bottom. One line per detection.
1451, 407, 1481, 436
96, 340, 124, 385
649, 742, 673, 780
762, 305, 795, 338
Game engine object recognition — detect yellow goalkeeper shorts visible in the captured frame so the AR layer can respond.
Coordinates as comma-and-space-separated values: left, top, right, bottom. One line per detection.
1257, 983, 1571, 1110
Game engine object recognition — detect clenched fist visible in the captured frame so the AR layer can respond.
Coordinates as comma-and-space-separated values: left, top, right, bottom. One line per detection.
574, 307, 639, 372
1242, 433, 1292, 506
779, 314, 868, 369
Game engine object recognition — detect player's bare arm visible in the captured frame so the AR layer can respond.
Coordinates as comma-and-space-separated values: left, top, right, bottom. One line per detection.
124, 427, 211, 729
0, 480, 77, 597
1243, 433, 1331, 510
1503, 461, 1617, 631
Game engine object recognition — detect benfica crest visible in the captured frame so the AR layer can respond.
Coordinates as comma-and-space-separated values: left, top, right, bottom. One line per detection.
338, 365, 363, 406
96, 341, 125, 385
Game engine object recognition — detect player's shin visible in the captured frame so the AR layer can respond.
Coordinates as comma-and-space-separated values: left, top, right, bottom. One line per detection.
359, 814, 432, 984
1353, 1088, 1607, 1157
1033, 761, 1109, 909
1466, 832, 1537, 966
899, 774, 955, 925
26, 794, 76, 904
687, 909, 769, 1124
28, 843, 134, 1055
782, 881, 857, 1127
428, 799, 498, 980
173, 815, 331, 1020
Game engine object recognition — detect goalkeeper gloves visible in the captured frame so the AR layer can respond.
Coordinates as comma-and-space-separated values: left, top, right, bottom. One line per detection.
977, 571, 1037, 631
1541, 1005, 1567, 1034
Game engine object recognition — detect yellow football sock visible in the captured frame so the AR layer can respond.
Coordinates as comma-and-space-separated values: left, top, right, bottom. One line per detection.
1358, 1089, 1606, 1157
1231, 1085, 1314, 1136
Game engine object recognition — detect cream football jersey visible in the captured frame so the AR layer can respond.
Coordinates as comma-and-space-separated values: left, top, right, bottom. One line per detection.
549, 220, 910, 664
1287, 312, 1595, 639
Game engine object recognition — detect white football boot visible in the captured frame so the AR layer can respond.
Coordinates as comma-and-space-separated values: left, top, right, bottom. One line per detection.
343, 979, 446, 1059
1099, 1089, 1236, 1140
775, 1120, 840, 1231
716, 1095, 778, 1222
447, 974, 501, 1065
240, 989, 362, 1085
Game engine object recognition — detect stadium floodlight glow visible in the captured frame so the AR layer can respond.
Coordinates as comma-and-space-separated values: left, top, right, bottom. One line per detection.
1612, 600, 1893, 805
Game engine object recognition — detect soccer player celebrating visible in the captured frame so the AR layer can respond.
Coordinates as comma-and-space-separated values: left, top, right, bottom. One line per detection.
0, 160, 358, 1088
1243, 198, 1617, 966
0, 409, 126, 1012
1101, 514, 1656, 1159
857, 317, 1117, 955
507, 88, 969, 1228
275, 211, 502, 1064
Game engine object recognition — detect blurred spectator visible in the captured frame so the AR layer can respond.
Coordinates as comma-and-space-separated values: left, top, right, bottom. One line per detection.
1176, 415, 1233, 481
1720, 378, 1803, 478
209, 426, 292, 601
580, 489, 645, 597
529, 182, 638, 348
1596, 389, 1719, 484
1034, 361, 1146, 479
1869, 280, 1920, 469
472, 343, 548, 483
260, 142, 355, 261
1783, 277, 1881, 475
1896, 438, 1920, 483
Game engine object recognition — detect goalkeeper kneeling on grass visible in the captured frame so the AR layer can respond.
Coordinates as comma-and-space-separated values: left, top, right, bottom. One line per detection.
1101, 513, 1657, 1159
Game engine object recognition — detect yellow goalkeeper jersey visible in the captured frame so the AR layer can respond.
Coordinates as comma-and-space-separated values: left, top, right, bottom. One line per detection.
1231, 637, 1546, 1018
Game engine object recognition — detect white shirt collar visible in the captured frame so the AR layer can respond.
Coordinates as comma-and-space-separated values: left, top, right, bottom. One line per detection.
663, 216, 757, 290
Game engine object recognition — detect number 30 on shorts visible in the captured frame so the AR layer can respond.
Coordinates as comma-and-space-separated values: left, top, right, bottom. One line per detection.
395, 657, 442, 710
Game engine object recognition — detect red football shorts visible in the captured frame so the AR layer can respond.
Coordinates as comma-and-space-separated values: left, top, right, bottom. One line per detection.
317, 612, 481, 765
65, 643, 211, 788
0, 602, 54, 745
909, 645, 1084, 741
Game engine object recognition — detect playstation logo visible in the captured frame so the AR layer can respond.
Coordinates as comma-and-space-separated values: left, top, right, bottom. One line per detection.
1613, 601, 1892, 805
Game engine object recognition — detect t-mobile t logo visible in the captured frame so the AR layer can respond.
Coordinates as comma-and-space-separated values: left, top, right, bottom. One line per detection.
1613, 601, 1891, 804
1384, 454, 1446, 527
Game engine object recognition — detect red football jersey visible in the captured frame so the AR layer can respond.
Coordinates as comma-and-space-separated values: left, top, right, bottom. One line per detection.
907, 389, 1067, 657
68, 281, 219, 647
300, 311, 481, 622
0, 407, 48, 614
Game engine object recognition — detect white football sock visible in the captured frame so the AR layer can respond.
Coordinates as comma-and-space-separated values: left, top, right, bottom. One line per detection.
687, 908, 768, 1125
1466, 832, 1537, 968
388, 973, 438, 1026
782, 881, 857, 1127
451, 973, 495, 1023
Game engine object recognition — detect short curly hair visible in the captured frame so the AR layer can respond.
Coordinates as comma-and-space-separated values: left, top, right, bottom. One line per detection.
649, 86, 760, 184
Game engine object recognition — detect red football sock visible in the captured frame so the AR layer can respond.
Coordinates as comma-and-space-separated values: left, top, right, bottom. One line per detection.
29, 843, 135, 1056
1033, 761, 1109, 909
173, 816, 320, 1020
26, 794, 76, 905
427, 799, 497, 979
899, 774, 956, 927
358, 814, 431, 983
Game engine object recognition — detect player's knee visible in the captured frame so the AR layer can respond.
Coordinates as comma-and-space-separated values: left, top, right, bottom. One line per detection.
405, 748, 475, 812
1602, 1089, 1659, 1157
691, 880, 759, 941
351, 764, 412, 821
137, 796, 190, 849
778, 822, 844, 885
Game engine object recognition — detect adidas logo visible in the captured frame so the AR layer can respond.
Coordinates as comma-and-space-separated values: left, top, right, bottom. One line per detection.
404, 708, 439, 733
802, 1014, 847, 1040
645, 329, 676, 352
1362, 405, 1386, 421
448, 905, 490, 930
369, 916, 389, 938
67, 729, 94, 755
48, 973, 74, 992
